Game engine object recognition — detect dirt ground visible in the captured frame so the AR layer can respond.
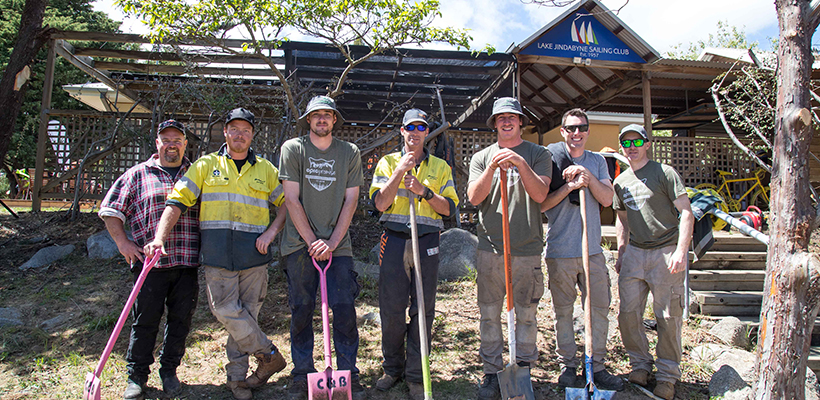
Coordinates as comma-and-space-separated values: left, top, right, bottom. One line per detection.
0, 210, 719, 399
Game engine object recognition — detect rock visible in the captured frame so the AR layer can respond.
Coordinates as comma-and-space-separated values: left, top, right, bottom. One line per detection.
369, 243, 380, 264
687, 288, 700, 315
19, 244, 75, 270
438, 228, 477, 281
603, 249, 615, 265
87, 230, 131, 259
354, 261, 380, 281
807, 368, 820, 400
0, 307, 23, 327
40, 313, 70, 332
20, 236, 48, 245
692, 343, 757, 382
362, 312, 381, 326
700, 319, 717, 330
709, 365, 753, 400
710, 316, 750, 349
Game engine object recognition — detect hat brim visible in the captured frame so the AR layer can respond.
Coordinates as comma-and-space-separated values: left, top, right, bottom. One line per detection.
403, 118, 428, 126
618, 130, 649, 141
297, 108, 345, 131
486, 112, 529, 130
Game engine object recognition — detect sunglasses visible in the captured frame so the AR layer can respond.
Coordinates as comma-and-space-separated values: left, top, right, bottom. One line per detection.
620, 138, 646, 148
563, 124, 589, 133
405, 124, 427, 132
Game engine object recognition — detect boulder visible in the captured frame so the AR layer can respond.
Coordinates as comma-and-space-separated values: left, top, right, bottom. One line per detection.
438, 228, 477, 281
19, 244, 75, 270
692, 344, 756, 382
87, 230, 132, 259
710, 316, 750, 349
40, 313, 71, 332
362, 312, 381, 326
807, 368, 820, 400
354, 261, 380, 281
687, 288, 700, 315
368, 243, 380, 264
0, 307, 23, 328
709, 365, 753, 400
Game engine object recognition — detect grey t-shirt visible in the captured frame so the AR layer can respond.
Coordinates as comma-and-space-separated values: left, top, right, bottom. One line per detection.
468, 141, 552, 256
544, 149, 610, 259
279, 135, 364, 257
612, 160, 687, 249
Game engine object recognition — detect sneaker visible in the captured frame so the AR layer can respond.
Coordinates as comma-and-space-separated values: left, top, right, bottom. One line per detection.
557, 366, 578, 387
592, 369, 624, 391
160, 371, 182, 396
227, 380, 252, 400
653, 381, 675, 400
351, 376, 366, 400
407, 381, 424, 400
245, 348, 287, 388
477, 374, 501, 400
375, 373, 400, 391
628, 369, 650, 387
287, 379, 308, 400
122, 377, 145, 400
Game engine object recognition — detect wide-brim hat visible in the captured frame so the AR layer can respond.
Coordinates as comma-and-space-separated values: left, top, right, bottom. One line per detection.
225, 108, 256, 128
157, 119, 186, 135
619, 124, 649, 141
486, 97, 529, 129
297, 95, 345, 130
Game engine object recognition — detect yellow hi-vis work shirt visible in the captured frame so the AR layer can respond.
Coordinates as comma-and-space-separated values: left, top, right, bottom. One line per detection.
369, 150, 459, 236
167, 145, 284, 270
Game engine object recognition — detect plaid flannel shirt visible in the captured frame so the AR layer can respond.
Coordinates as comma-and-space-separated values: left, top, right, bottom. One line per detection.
99, 154, 200, 268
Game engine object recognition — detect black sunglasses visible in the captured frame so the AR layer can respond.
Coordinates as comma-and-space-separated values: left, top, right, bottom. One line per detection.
563, 124, 589, 133
405, 124, 427, 132
620, 138, 646, 148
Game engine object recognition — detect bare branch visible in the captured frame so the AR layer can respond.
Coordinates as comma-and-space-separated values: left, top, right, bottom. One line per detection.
723, 96, 773, 147
710, 84, 772, 173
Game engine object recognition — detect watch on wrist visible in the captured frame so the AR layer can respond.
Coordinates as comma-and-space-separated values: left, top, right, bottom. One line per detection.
423, 187, 434, 200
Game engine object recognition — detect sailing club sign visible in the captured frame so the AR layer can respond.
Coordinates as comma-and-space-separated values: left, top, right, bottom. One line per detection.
520, 12, 646, 63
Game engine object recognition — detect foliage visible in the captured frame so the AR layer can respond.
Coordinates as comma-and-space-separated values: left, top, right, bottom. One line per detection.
666, 20, 758, 60
716, 67, 777, 147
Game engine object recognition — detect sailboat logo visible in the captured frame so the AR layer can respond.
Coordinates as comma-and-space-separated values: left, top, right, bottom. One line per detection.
571, 20, 598, 45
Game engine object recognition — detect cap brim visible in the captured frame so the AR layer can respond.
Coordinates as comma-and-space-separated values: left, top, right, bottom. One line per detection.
403, 118, 428, 126
226, 117, 255, 128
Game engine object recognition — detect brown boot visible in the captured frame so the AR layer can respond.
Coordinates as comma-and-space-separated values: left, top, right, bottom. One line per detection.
653, 381, 675, 400
227, 380, 252, 400
407, 381, 425, 400
628, 369, 650, 386
245, 349, 287, 388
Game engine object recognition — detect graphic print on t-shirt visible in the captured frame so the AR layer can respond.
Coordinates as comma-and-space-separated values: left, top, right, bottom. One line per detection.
622, 178, 651, 210
493, 166, 521, 187
306, 157, 337, 191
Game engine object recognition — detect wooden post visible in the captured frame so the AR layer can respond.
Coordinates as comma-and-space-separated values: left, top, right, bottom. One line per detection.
642, 71, 653, 138
32, 39, 56, 212
515, 59, 521, 99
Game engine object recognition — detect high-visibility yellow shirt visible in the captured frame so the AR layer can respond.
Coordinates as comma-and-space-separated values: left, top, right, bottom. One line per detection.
167, 145, 284, 270
369, 150, 459, 236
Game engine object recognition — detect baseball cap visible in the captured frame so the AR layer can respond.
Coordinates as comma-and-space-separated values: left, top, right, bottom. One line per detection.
619, 124, 649, 141
157, 119, 186, 135
297, 95, 345, 130
402, 109, 428, 126
225, 108, 256, 128
486, 97, 529, 129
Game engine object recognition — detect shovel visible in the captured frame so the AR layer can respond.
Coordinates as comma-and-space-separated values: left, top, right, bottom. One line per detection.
565, 190, 617, 400
408, 193, 433, 399
496, 169, 535, 400
308, 255, 353, 400
83, 251, 161, 400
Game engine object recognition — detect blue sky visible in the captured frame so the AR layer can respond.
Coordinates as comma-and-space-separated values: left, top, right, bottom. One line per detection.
93, 0, 781, 56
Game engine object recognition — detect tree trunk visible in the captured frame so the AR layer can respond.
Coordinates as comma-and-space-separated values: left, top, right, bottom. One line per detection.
0, 0, 51, 165
755, 1, 820, 398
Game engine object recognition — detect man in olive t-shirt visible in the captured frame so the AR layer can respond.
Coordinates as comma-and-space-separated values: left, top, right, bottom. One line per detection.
279, 96, 365, 400
467, 97, 551, 400
612, 124, 694, 400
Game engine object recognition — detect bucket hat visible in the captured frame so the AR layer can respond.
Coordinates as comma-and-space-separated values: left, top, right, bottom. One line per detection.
297, 96, 345, 130
486, 97, 529, 129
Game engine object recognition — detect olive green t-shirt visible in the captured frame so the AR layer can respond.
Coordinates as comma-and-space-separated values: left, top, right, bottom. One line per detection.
612, 160, 687, 249
279, 135, 364, 257
468, 141, 552, 256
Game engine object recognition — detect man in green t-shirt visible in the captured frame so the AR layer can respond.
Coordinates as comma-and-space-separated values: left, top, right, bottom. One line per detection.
612, 124, 694, 400
279, 95, 365, 400
467, 97, 551, 400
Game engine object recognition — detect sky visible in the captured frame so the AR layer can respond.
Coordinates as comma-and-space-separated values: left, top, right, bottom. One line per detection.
92, 0, 781, 56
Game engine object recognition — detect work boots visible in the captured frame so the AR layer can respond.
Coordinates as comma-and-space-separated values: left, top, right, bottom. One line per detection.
477, 374, 501, 400
654, 381, 676, 400
227, 380, 252, 400
245, 348, 287, 388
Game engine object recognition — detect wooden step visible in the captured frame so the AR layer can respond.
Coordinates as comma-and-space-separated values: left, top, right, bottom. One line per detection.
689, 270, 766, 291
690, 252, 767, 270
696, 291, 763, 316
600, 225, 768, 253
809, 347, 820, 375
712, 316, 820, 337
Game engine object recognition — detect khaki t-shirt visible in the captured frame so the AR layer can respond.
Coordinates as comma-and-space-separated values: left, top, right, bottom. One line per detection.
468, 141, 552, 256
612, 160, 687, 249
279, 136, 364, 257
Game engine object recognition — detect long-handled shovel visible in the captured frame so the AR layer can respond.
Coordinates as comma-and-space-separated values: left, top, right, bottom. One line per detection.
565, 190, 616, 400
83, 251, 161, 400
308, 255, 353, 400
408, 193, 433, 399
496, 169, 535, 400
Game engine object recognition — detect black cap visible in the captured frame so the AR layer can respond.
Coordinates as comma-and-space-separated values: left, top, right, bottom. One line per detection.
225, 108, 256, 128
157, 119, 186, 135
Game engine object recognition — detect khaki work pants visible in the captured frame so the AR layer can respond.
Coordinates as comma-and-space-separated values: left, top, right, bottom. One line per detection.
546, 253, 611, 372
617, 244, 684, 383
204, 265, 273, 382
476, 250, 544, 374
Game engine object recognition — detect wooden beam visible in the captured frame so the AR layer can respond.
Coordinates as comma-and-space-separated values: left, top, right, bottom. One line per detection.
517, 54, 731, 76
523, 68, 573, 104
452, 63, 515, 127
520, 78, 562, 109
54, 40, 141, 101
548, 65, 590, 100
576, 67, 605, 90
580, 77, 643, 111
32, 40, 57, 212
643, 71, 653, 138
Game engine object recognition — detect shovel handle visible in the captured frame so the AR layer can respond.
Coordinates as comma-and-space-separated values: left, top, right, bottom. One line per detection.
312, 255, 333, 370
500, 169, 513, 313
580, 190, 596, 385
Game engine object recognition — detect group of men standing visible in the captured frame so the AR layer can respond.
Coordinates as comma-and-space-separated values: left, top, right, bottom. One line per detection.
99, 94, 693, 400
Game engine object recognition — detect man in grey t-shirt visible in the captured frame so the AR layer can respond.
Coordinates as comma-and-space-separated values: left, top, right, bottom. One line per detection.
541, 109, 622, 391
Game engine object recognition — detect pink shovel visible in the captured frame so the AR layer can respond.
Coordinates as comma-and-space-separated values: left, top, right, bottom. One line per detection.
307, 255, 353, 400
83, 252, 160, 400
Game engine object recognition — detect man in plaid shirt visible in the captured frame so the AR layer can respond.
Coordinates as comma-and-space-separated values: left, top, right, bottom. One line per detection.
99, 119, 200, 400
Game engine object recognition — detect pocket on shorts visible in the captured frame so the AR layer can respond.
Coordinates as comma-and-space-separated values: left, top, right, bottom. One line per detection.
530, 266, 545, 304
670, 284, 684, 318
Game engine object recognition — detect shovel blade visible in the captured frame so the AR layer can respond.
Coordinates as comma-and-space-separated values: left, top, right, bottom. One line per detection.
307, 368, 352, 400
82, 372, 101, 400
498, 364, 535, 400
564, 386, 617, 400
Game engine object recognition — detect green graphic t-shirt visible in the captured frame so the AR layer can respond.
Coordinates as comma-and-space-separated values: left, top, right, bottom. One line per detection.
279, 135, 364, 257
468, 141, 552, 256
612, 160, 687, 249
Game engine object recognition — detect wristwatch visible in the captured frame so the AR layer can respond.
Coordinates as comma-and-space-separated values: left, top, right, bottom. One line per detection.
423, 187, 434, 200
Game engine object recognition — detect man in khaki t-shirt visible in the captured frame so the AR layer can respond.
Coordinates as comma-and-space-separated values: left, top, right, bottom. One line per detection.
612, 124, 694, 400
467, 97, 551, 400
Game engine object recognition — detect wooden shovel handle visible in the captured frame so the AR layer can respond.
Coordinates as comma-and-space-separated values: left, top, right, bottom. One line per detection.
500, 169, 514, 312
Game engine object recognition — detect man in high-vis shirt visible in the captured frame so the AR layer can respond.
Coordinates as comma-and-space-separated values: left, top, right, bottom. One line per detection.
369, 109, 459, 400
145, 108, 288, 400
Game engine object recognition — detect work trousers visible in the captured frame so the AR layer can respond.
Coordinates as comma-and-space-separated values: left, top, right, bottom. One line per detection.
378, 230, 439, 383
126, 266, 198, 382
285, 248, 361, 381
203, 264, 274, 382
476, 250, 544, 374
617, 244, 684, 383
546, 253, 611, 372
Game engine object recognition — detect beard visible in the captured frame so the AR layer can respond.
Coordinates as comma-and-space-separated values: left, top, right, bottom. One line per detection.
162, 150, 181, 164
311, 124, 333, 137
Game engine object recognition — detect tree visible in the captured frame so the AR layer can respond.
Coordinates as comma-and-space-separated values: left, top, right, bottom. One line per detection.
666, 20, 759, 60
